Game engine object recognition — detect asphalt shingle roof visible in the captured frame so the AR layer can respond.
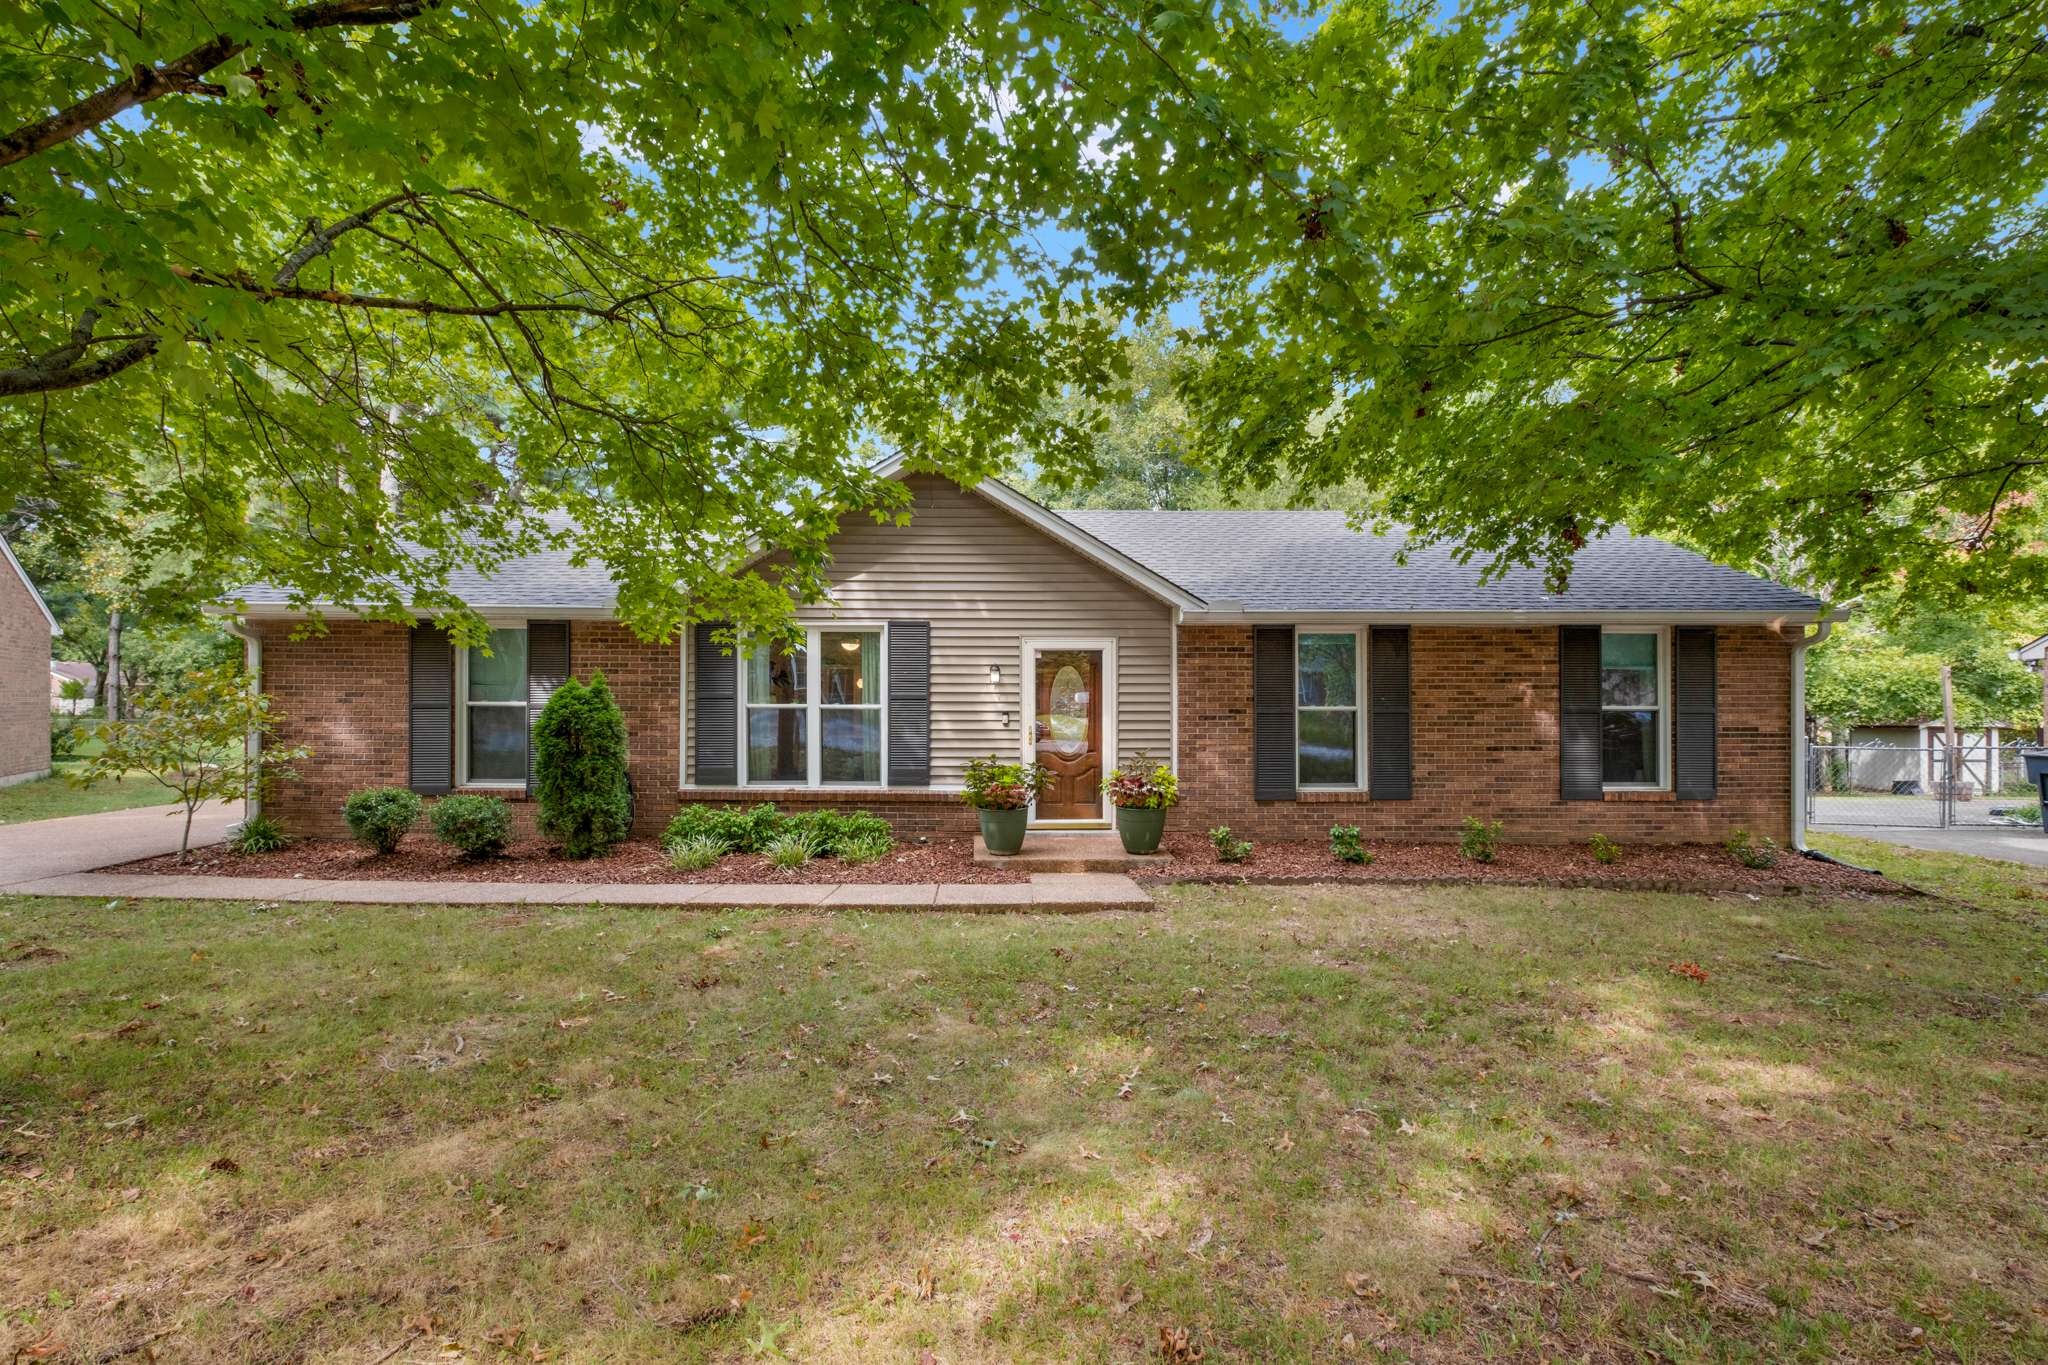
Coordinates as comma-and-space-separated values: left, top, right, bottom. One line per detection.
229, 492, 1825, 618
1060, 510, 1825, 616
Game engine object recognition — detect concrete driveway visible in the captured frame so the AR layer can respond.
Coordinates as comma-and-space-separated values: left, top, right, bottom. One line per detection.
0, 800, 242, 889
1809, 822, 2048, 868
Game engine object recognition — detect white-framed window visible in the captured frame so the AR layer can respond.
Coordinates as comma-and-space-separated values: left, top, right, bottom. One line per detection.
457, 625, 529, 788
1600, 627, 1668, 789
1296, 629, 1364, 789
742, 626, 885, 786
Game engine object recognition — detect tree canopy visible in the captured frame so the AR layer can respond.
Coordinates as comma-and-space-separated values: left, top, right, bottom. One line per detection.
6, 0, 2045, 632
0, 0, 1279, 640
1172, 1, 2048, 608
1806, 588, 2041, 731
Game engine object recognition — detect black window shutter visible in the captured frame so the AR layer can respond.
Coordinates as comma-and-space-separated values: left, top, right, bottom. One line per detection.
1558, 625, 1603, 801
526, 621, 571, 794
1673, 626, 1717, 799
693, 622, 737, 786
1367, 626, 1413, 800
1253, 626, 1297, 801
408, 624, 454, 795
886, 620, 931, 787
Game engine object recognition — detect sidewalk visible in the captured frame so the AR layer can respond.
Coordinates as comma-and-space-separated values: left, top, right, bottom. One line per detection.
2, 869, 1153, 913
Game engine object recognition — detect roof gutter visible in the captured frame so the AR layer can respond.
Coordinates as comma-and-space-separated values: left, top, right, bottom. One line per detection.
1181, 607, 1846, 627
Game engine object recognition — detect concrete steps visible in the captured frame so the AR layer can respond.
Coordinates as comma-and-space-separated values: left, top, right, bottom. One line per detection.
971, 831, 1170, 874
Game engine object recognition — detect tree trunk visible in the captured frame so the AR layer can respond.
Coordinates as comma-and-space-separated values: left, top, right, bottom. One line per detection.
181, 799, 196, 862
105, 608, 122, 721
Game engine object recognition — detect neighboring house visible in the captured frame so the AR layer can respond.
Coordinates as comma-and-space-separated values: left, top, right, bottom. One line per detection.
1840, 722, 2011, 793
219, 465, 1841, 846
50, 659, 96, 714
1, 535, 60, 787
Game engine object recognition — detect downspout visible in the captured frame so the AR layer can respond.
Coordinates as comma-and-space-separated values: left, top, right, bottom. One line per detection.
222, 618, 262, 826
1789, 617, 1835, 851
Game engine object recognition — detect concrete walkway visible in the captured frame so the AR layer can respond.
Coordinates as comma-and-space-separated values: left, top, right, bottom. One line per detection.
1810, 822, 2048, 869
1, 869, 1152, 913
0, 799, 242, 888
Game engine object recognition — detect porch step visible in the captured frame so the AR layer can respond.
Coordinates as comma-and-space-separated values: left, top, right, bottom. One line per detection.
972, 831, 1169, 873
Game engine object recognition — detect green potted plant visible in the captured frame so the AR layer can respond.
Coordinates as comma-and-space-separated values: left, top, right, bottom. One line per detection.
961, 755, 1050, 855
1102, 753, 1179, 855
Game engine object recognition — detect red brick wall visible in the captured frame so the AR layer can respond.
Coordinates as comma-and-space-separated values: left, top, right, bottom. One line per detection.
0, 551, 52, 785
259, 620, 685, 839
1176, 624, 1794, 845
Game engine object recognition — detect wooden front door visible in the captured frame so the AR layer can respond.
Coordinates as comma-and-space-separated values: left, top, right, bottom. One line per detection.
1033, 648, 1103, 820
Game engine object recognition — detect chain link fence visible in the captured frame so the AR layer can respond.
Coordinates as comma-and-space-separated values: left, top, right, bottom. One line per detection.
1807, 740, 2042, 829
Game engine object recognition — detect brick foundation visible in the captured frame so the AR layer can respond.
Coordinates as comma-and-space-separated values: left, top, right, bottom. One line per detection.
1176, 624, 1794, 844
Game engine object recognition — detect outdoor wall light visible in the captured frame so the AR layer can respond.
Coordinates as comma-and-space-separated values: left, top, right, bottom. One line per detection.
988, 663, 1003, 686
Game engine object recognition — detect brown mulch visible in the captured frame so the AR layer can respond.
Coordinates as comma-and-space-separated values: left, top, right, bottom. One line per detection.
1127, 834, 1903, 897
118, 834, 1030, 884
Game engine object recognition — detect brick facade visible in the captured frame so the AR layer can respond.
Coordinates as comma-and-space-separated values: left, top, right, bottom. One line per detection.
258, 619, 1795, 847
1176, 624, 1794, 844
0, 549, 53, 786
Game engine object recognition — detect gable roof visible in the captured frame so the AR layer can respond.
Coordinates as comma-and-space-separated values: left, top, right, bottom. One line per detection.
1063, 510, 1829, 622
50, 660, 97, 687
0, 536, 59, 634
221, 475, 1832, 623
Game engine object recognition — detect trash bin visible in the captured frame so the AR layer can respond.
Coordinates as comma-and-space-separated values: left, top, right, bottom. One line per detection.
2021, 749, 2048, 833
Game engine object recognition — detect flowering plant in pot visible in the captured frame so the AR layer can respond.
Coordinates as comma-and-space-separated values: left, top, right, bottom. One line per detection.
961, 755, 1051, 854
1102, 753, 1178, 854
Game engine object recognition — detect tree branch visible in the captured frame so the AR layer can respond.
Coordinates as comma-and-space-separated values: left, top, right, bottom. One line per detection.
0, 0, 430, 169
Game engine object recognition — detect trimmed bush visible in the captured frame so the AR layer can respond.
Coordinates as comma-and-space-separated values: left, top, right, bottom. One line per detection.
1459, 816, 1502, 863
533, 672, 631, 859
431, 794, 512, 859
343, 786, 422, 855
668, 835, 725, 871
662, 802, 784, 854
1208, 825, 1252, 864
784, 808, 893, 856
229, 813, 289, 854
1329, 825, 1371, 865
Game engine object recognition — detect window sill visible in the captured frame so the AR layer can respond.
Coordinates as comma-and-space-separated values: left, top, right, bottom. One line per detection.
1602, 787, 1675, 802
1296, 788, 1368, 804
456, 784, 531, 800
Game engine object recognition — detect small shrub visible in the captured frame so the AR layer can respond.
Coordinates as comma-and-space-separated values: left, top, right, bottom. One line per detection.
229, 813, 289, 854
343, 786, 422, 855
1329, 824, 1372, 865
533, 672, 631, 859
765, 829, 826, 869
1209, 825, 1253, 864
1459, 816, 1502, 863
837, 830, 894, 865
1725, 828, 1779, 869
1102, 753, 1179, 809
663, 802, 784, 854
431, 794, 512, 859
668, 834, 725, 871
1589, 832, 1622, 865
784, 808, 893, 856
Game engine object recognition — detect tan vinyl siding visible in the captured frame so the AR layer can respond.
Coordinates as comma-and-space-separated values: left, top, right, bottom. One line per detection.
686, 475, 1176, 786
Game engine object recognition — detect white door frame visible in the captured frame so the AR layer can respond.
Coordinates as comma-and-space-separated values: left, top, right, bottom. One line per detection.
1019, 636, 1116, 828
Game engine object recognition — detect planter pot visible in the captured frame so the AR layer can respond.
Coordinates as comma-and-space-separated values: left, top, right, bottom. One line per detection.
978, 806, 1029, 855
1115, 804, 1168, 855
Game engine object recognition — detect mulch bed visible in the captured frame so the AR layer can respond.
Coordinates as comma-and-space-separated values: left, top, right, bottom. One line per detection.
118, 835, 1030, 885
1126, 834, 1904, 897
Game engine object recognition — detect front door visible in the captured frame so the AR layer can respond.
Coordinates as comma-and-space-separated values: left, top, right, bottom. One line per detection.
1033, 648, 1103, 821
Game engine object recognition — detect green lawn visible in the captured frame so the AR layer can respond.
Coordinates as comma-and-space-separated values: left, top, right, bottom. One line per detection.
0, 768, 176, 824
1, 865, 2044, 1361
1810, 829, 2048, 916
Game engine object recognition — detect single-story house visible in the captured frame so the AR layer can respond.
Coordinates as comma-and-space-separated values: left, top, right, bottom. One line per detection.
219, 464, 1842, 847
50, 659, 97, 714
1, 535, 60, 787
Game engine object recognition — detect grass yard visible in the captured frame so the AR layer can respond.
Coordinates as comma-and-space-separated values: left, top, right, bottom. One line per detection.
2, 870, 2045, 1361
0, 769, 177, 825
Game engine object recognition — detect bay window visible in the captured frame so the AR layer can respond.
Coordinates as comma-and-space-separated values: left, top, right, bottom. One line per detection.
742, 627, 885, 785
1600, 628, 1666, 787
1296, 630, 1362, 788
460, 627, 528, 786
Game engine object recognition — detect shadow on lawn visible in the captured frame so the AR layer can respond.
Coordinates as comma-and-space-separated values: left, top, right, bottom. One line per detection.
0, 883, 2043, 1363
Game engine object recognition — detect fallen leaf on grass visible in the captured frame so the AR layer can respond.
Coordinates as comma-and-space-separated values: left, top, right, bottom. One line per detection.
1157, 1323, 1204, 1362
555, 1016, 592, 1030
1273, 1131, 1295, 1153
1667, 961, 1710, 984
1186, 1221, 1213, 1256
915, 1263, 936, 1300
1112, 1282, 1144, 1315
